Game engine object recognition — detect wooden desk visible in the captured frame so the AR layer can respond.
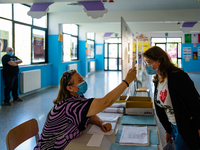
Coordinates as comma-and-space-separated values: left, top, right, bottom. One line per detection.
65, 116, 163, 150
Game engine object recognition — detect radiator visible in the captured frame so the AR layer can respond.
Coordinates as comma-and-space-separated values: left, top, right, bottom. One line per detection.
67, 64, 77, 70
20, 69, 41, 93
89, 61, 95, 72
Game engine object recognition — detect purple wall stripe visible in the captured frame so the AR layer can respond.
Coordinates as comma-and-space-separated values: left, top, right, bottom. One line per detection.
103, 32, 114, 37
30, 3, 54, 11
182, 22, 197, 28
78, 1, 105, 11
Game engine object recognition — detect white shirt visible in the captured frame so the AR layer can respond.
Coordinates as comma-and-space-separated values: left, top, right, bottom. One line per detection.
156, 78, 176, 125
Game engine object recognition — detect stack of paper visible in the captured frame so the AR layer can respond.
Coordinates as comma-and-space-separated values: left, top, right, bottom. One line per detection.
101, 102, 125, 114
109, 102, 126, 108
102, 107, 123, 113
119, 126, 150, 146
97, 113, 121, 122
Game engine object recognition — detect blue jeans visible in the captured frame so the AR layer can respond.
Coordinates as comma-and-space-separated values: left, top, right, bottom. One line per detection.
171, 124, 191, 150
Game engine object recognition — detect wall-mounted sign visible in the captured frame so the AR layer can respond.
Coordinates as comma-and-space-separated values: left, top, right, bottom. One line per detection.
193, 52, 198, 60
183, 47, 191, 59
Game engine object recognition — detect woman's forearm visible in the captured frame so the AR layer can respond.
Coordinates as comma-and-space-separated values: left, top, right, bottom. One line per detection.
87, 82, 127, 116
103, 81, 128, 107
90, 115, 104, 126
87, 68, 136, 117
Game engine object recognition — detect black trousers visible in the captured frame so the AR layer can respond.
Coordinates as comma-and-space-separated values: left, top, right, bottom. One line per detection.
3, 74, 19, 103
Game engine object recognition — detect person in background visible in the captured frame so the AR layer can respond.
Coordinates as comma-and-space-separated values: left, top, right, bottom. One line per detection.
2, 47, 23, 106
34, 68, 136, 150
143, 46, 200, 150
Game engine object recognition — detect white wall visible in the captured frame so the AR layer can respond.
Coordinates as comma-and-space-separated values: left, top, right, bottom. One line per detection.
48, 8, 200, 43
49, 9, 200, 34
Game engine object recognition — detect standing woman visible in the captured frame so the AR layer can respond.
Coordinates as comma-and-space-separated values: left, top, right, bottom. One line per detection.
143, 46, 200, 150
34, 68, 136, 150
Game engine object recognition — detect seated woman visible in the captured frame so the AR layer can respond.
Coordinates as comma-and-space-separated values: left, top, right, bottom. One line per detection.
34, 68, 136, 150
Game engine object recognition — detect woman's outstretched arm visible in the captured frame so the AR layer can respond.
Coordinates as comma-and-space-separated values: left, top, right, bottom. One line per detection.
87, 67, 136, 117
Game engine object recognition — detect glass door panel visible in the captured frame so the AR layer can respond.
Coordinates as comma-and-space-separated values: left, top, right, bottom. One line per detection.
109, 44, 118, 58
167, 43, 178, 66
155, 43, 166, 51
119, 44, 121, 70
104, 42, 121, 71
109, 59, 118, 70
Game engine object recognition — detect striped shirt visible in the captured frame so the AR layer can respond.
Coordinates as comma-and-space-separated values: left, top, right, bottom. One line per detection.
34, 96, 94, 150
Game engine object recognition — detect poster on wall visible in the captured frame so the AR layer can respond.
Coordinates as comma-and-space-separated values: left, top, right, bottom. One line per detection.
133, 33, 150, 42
96, 45, 102, 55
185, 34, 191, 43
198, 34, 200, 43
192, 34, 198, 43
198, 47, 200, 57
33, 35, 44, 59
193, 52, 198, 60
183, 47, 191, 59
133, 42, 150, 71
0, 30, 9, 65
0, 30, 9, 52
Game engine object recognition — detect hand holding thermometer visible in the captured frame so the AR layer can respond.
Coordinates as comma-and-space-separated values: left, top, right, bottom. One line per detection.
132, 60, 137, 68
132, 60, 137, 81
125, 60, 137, 101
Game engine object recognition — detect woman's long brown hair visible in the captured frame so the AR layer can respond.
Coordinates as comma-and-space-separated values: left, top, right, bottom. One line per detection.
143, 46, 183, 83
53, 70, 77, 104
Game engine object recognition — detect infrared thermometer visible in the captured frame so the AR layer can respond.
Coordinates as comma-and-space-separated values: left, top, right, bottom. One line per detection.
132, 60, 137, 68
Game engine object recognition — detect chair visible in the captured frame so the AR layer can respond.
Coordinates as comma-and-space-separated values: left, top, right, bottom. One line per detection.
6, 118, 39, 150
133, 80, 150, 97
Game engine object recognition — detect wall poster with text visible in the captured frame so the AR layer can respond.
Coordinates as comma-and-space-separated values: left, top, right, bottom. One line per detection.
33, 36, 45, 59
0, 30, 9, 65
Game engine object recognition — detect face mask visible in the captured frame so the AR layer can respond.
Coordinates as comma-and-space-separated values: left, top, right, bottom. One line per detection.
145, 63, 158, 75
8, 52, 14, 56
76, 81, 88, 95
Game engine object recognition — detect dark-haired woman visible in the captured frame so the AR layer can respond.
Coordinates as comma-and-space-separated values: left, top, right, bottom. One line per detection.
143, 46, 200, 150
34, 68, 136, 150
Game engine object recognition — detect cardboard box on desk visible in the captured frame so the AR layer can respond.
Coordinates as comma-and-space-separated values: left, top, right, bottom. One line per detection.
125, 101, 154, 116
120, 96, 152, 102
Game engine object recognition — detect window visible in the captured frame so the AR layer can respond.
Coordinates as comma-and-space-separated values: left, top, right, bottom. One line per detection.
87, 33, 95, 59
104, 38, 121, 71
14, 4, 32, 24
15, 24, 31, 65
63, 24, 78, 35
0, 4, 12, 19
33, 16, 47, 28
151, 37, 182, 67
62, 24, 78, 61
105, 38, 121, 43
0, 19, 12, 66
0, 3, 48, 66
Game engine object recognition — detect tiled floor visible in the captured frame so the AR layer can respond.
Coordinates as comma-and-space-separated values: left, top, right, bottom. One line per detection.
0, 71, 200, 150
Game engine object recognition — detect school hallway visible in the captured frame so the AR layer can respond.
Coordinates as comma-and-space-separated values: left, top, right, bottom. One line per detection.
0, 70, 200, 150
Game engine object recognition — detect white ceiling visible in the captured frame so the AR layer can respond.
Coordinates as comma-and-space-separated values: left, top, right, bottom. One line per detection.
1, 0, 200, 34
48, 0, 200, 13
1, 0, 200, 12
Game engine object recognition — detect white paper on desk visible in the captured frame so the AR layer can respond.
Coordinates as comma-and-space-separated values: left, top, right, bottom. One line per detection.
102, 108, 123, 113
98, 116, 120, 122
109, 102, 126, 108
86, 134, 104, 147
87, 122, 117, 135
119, 126, 149, 146
97, 112, 122, 118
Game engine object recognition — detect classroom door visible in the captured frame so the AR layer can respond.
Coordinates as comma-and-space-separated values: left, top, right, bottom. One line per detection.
104, 43, 121, 71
